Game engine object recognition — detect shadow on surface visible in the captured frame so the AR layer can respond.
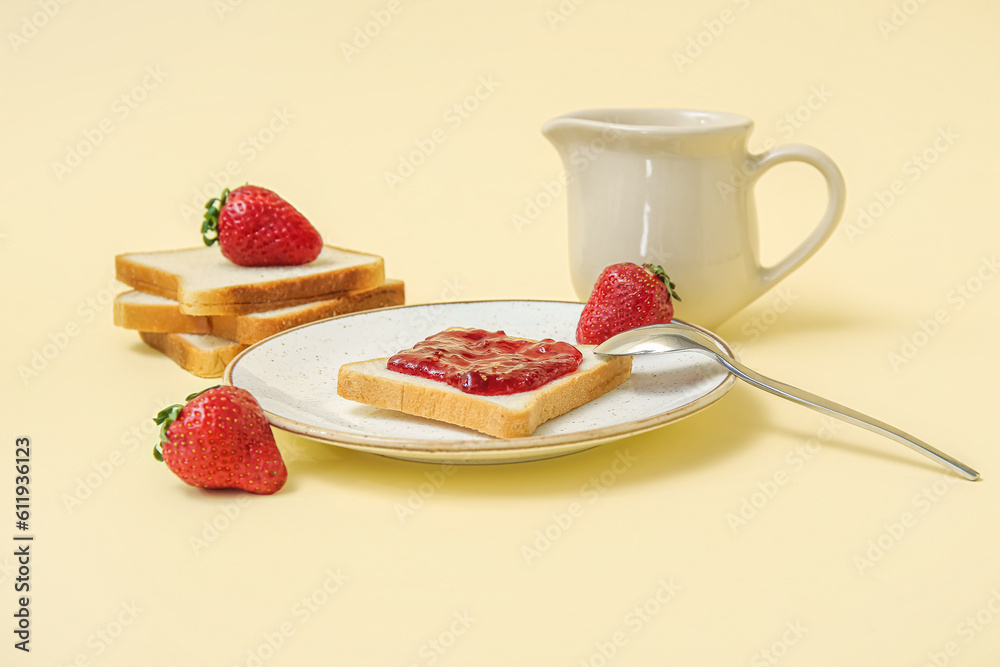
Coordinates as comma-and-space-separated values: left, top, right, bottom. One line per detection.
714, 303, 879, 349
275, 375, 983, 500
276, 385, 772, 498
127, 340, 161, 357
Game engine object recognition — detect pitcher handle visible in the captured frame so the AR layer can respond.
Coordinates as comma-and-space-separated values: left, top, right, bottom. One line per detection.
747, 144, 846, 291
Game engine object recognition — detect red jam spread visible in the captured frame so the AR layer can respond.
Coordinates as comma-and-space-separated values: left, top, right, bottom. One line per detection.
387, 328, 583, 396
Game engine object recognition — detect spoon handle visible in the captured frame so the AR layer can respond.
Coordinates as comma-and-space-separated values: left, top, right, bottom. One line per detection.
703, 351, 980, 481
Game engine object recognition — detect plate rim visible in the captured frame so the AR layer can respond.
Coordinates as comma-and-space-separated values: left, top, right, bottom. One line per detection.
223, 299, 737, 460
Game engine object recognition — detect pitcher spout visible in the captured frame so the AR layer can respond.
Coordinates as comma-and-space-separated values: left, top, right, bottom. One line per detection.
541, 114, 610, 157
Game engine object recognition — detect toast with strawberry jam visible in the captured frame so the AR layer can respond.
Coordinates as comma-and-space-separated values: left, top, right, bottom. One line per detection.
337, 329, 632, 438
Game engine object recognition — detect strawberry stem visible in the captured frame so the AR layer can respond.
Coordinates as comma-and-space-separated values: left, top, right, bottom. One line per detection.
201, 189, 229, 247
642, 263, 682, 302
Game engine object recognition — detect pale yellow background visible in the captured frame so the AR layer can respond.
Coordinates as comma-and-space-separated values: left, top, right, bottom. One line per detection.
2, 0, 999, 665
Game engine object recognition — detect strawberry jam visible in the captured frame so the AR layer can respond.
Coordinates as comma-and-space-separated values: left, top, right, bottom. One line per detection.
387, 328, 583, 396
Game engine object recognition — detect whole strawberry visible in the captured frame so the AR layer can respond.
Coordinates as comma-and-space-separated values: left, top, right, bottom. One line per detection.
153, 386, 287, 494
202, 185, 323, 266
576, 263, 681, 345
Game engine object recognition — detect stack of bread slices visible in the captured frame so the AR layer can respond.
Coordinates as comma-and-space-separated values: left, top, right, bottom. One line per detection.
113, 245, 404, 377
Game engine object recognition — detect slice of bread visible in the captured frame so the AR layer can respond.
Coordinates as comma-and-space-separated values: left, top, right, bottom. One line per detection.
115, 279, 405, 345
138, 331, 246, 378
115, 245, 385, 316
337, 346, 632, 438
116, 291, 213, 335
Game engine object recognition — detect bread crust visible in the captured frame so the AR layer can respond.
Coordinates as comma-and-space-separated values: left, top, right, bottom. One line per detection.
115, 245, 385, 315
337, 350, 632, 438
218, 280, 404, 343
114, 294, 212, 334
138, 332, 246, 378
116, 280, 405, 344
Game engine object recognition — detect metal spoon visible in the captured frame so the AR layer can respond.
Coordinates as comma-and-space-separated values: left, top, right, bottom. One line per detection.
593, 322, 980, 481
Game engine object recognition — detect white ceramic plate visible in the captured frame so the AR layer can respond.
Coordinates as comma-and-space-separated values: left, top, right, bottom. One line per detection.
224, 300, 736, 464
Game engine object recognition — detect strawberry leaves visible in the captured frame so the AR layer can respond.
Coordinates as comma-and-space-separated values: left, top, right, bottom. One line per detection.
642, 263, 681, 301
200, 188, 229, 247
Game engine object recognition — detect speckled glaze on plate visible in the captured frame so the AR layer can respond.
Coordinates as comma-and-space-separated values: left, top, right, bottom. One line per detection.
223, 300, 736, 464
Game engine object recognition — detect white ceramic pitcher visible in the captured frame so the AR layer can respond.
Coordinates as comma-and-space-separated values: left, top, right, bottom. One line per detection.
542, 108, 846, 328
